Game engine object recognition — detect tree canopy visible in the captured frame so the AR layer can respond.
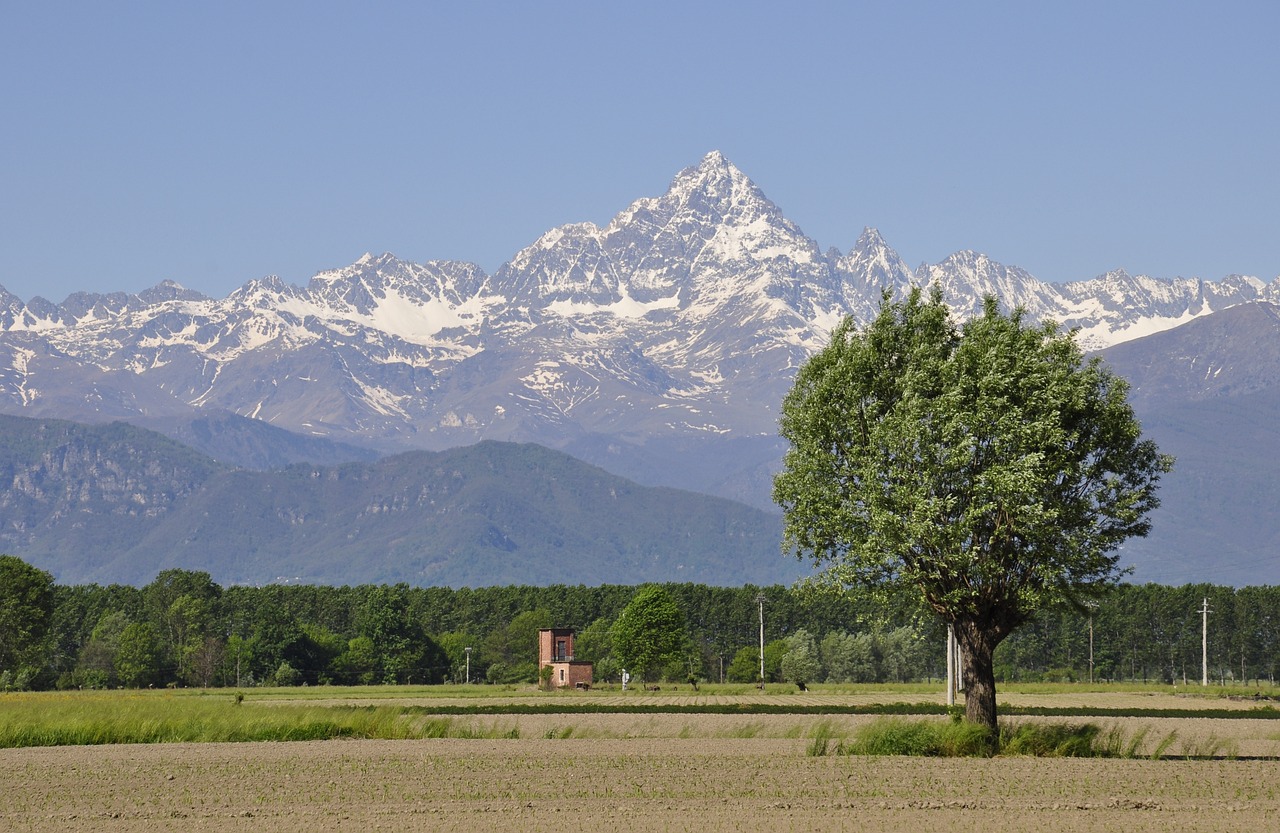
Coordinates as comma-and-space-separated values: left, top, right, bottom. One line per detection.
2, 562, 1278, 691
610, 585, 688, 683
773, 289, 1173, 732
780, 628, 821, 689
0, 555, 56, 688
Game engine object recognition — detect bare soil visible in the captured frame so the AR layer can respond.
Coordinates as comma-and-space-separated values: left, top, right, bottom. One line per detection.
4, 728, 1278, 832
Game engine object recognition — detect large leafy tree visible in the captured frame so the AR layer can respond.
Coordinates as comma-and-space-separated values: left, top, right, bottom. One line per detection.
611, 585, 688, 684
142, 569, 221, 685
779, 628, 821, 689
773, 288, 1172, 734
351, 584, 448, 684
0, 555, 55, 687
114, 622, 161, 688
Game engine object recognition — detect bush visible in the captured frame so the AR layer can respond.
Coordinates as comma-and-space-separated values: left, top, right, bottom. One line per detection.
781, 629, 821, 689
72, 669, 111, 690
837, 718, 1129, 758
841, 718, 995, 757
486, 661, 538, 685
0, 668, 35, 692
273, 662, 302, 687
1000, 722, 1098, 756
726, 647, 761, 683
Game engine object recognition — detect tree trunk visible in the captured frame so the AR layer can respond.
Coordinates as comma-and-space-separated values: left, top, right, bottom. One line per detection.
954, 619, 1001, 739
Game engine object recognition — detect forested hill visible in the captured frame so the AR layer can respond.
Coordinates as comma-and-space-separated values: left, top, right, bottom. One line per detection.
0, 415, 797, 587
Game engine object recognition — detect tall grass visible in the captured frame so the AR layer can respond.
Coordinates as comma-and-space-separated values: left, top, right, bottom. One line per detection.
838, 718, 996, 757
827, 717, 1234, 759
0, 692, 519, 748
805, 720, 842, 756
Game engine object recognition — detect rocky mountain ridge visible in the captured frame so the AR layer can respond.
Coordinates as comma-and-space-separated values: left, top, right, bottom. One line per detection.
0, 414, 796, 587
3, 153, 1274, 476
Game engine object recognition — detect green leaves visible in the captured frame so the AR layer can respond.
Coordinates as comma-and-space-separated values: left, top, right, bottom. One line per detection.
0, 555, 55, 686
775, 289, 1172, 729
610, 586, 688, 684
776, 289, 1171, 620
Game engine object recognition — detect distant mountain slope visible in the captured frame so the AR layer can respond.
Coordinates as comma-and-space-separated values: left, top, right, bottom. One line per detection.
0, 413, 222, 544
1098, 303, 1280, 586
0, 415, 797, 587
135, 409, 381, 470
1101, 302, 1280, 405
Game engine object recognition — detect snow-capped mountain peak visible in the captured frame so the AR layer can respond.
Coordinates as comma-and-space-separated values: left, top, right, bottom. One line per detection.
836, 227, 916, 309
1, 150, 1276, 500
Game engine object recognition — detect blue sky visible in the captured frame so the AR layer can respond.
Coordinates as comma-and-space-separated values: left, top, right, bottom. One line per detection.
2, 1, 1277, 303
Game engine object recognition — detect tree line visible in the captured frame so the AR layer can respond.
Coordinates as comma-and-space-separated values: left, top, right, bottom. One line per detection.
1, 556, 1277, 691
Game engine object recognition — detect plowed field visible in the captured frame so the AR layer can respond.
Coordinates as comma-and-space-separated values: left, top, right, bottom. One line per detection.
4, 730, 1277, 832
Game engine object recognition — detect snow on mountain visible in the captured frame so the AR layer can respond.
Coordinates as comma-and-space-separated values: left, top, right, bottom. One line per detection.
832, 227, 916, 320
1056, 269, 1273, 348
1, 150, 1278, 508
916, 251, 1064, 322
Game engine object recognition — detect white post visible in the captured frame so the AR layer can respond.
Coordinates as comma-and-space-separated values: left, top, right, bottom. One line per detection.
465, 646, 471, 684
945, 625, 955, 706
1088, 613, 1094, 684
1201, 598, 1210, 687
756, 593, 766, 685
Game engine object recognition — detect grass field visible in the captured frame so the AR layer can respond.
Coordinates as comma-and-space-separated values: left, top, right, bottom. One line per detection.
2, 684, 1278, 831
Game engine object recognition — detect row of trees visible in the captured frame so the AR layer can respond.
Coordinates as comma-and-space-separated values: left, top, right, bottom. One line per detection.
2, 556, 1278, 692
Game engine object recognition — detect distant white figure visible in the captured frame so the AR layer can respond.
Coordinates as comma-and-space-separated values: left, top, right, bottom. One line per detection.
621, 669, 630, 691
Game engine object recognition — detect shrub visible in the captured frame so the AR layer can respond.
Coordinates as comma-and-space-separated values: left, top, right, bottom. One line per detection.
839, 718, 1130, 757
842, 718, 994, 757
1000, 722, 1098, 756
273, 662, 302, 687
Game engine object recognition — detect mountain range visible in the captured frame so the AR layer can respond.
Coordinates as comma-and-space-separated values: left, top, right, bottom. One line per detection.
1095, 302, 1280, 586
1, 151, 1276, 586
0, 414, 797, 587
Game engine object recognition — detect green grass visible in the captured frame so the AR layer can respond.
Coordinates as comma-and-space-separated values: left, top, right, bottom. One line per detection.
838, 717, 996, 757
0, 691, 519, 748
242, 683, 536, 701
4, 683, 1274, 750
999, 722, 1102, 757
824, 717, 1240, 759
215, 680, 1280, 703
805, 720, 842, 756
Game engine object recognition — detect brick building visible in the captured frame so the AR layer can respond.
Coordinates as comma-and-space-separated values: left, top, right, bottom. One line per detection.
538, 628, 593, 689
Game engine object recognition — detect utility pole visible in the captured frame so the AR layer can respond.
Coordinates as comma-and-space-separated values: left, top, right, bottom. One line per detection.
465, 646, 471, 685
1088, 612, 1094, 685
756, 593, 766, 685
229, 616, 241, 688
1085, 601, 1096, 685
1200, 598, 1210, 687
945, 625, 956, 706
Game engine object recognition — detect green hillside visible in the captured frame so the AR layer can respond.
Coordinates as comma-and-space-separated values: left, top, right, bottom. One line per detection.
0, 416, 796, 587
